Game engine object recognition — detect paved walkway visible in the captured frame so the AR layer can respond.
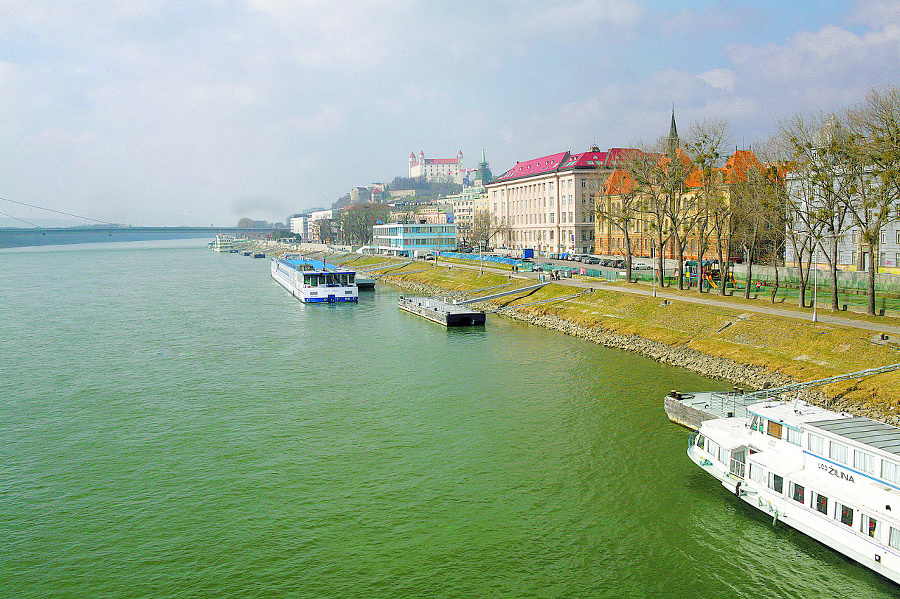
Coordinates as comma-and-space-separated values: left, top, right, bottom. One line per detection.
435, 259, 900, 336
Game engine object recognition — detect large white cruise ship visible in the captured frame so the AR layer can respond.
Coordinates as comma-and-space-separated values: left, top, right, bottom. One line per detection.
270, 254, 358, 303
689, 398, 900, 585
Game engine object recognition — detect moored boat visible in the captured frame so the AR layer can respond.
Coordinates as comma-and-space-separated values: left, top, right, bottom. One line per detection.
689, 397, 900, 585
271, 254, 358, 303
211, 234, 234, 252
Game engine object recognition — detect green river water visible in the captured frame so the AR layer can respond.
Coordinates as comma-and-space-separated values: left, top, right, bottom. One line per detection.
1, 239, 897, 598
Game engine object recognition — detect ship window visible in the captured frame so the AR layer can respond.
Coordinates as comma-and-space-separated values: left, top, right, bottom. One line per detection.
882, 460, 900, 484
837, 503, 854, 527
790, 482, 805, 504
768, 473, 784, 494
829, 441, 849, 465
861, 514, 880, 539
815, 493, 829, 514
695, 434, 705, 449
890, 527, 900, 550
854, 450, 876, 475
767, 421, 783, 439
708, 440, 720, 462
808, 434, 824, 455
749, 464, 765, 485
785, 427, 801, 446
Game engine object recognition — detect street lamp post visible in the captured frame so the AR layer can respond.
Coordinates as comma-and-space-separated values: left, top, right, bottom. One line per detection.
813, 242, 819, 322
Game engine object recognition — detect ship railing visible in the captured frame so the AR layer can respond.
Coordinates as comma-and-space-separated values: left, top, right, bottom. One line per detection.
701, 391, 754, 419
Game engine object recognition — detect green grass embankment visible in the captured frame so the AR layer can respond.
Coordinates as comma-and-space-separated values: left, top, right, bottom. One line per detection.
333, 253, 900, 414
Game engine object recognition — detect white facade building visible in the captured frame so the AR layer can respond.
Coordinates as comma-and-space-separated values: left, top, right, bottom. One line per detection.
289, 215, 310, 240
372, 223, 457, 256
409, 150, 465, 184
448, 186, 488, 243
485, 147, 628, 255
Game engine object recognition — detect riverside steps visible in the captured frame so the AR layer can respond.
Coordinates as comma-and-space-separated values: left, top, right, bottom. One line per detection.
398, 296, 486, 327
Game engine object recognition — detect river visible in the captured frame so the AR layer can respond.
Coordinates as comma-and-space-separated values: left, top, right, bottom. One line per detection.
1, 239, 896, 598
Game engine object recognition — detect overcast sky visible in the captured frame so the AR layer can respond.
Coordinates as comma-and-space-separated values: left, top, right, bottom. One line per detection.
1, 0, 899, 227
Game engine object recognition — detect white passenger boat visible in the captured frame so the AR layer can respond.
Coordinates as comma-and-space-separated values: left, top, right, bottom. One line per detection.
211, 234, 234, 252
270, 254, 358, 303
689, 398, 900, 585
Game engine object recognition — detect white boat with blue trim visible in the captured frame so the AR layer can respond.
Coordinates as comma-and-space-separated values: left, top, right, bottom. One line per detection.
689, 398, 900, 585
271, 254, 358, 303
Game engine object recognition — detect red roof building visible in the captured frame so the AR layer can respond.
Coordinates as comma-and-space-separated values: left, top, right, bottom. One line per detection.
409, 150, 465, 184
485, 146, 633, 255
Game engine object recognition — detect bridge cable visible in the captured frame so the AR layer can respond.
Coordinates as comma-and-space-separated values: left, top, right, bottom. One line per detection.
0, 209, 41, 228
0, 196, 117, 225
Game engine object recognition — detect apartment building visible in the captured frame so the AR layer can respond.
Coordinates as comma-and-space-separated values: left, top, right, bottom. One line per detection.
485, 147, 631, 254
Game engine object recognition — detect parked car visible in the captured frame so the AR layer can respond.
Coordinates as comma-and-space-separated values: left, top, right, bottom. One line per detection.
584, 257, 600, 264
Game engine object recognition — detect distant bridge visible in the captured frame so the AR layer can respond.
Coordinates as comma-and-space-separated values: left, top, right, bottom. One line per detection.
0, 226, 280, 249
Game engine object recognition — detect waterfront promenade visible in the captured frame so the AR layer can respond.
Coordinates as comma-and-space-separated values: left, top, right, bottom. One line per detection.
442, 258, 900, 336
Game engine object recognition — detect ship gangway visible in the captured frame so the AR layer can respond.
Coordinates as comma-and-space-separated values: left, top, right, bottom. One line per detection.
665, 362, 900, 430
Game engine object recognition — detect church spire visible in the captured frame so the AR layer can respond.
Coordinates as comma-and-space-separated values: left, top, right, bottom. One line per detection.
668, 106, 679, 157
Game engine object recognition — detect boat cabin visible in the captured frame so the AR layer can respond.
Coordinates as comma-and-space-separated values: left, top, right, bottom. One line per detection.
689, 400, 900, 580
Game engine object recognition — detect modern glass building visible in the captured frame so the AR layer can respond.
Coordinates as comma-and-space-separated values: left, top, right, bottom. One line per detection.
372, 223, 457, 256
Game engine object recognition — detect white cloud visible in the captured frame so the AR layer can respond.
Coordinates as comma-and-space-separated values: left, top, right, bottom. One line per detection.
849, 0, 900, 27
697, 68, 736, 91
727, 22, 900, 101
524, 0, 644, 32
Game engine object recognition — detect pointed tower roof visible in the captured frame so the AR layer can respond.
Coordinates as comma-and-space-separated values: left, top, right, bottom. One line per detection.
668, 107, 679, 156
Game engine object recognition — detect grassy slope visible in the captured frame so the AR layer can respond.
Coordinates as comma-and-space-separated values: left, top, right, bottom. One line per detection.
336, 255, 900, 413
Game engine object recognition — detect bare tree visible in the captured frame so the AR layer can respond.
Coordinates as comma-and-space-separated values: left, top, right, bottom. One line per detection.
473, 209, 510, 250
685, 119, 731, 293
661, 146, 695, 290
615, 146, 672, 288
781, 112, 850, 309
729, 151, 786, 300
340, 204, 391, 245
840, 86, 900, 315
595, 167, 643, 282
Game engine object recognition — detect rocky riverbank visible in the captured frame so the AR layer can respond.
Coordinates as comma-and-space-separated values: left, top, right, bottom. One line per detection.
378, 273, 894, 422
